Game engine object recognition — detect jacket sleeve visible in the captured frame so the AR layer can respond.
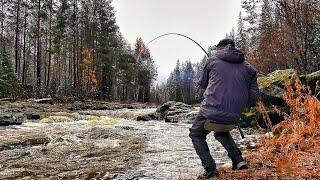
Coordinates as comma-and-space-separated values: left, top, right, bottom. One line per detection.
248, 71, 260, 107
198, 62, 211, 90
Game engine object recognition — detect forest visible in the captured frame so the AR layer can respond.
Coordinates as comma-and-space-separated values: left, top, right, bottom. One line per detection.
1, 0, 319, 104
0, 0, 157, 102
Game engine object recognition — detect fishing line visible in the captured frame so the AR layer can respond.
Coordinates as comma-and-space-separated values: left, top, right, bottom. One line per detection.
147, 33, 209, 58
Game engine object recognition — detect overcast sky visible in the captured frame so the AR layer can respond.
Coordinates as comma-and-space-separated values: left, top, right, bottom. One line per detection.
111, 0, 242, 83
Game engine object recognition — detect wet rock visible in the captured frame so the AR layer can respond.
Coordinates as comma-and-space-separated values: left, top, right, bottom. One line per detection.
92, 103, 116, 110
156, 101, 176, 114
68, 102, 124, 111
137, 113, 158, 121
26, 112, 41, 120
0, 98, 14, 102
68, 101, 92, 111
33, 98, 53, 104
165, 115, 183, 123
122, 103, 147, 109
0, 113, 24, 126
185, 111, 199, 124
94, 139, 121, 149
0, 135, 50, 151
157, 101, 194, 123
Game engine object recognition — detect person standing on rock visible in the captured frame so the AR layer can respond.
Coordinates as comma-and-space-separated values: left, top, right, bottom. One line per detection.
189, 39, 259, 179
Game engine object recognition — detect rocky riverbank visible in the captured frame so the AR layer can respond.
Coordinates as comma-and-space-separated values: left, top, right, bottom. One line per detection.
0, 100, 152, 126
0, 101, 260, 179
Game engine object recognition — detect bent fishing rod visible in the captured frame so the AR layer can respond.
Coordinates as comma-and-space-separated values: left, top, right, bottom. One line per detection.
147, 33, 210, 58
145, 32, 245, 139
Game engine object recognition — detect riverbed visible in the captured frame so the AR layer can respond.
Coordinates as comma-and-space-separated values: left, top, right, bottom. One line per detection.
0, 106, 260, 179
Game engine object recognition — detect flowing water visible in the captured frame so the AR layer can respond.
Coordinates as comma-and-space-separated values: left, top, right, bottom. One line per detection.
0, 108, 259, 180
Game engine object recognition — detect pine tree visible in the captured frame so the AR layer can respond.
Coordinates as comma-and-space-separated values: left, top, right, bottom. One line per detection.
173, 60, 183, 102
242, 0, 260, 51
36, 0, 42, 95
0, 51, 20, 97
236, 12, 248, 53
226, 28, 236, 41
182, 61, 195, 104
133, 38, 157, 102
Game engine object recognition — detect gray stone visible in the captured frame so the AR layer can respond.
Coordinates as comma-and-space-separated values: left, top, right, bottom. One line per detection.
68, 101, 92, 111
185, 111, 199, 124
0, 98, 14, 102
156, 101, 195, 123
156, 101, 176, 114
122, 103, 147, 109
137, 113, 158, 121
258, 69, 296, 106
26, 113, 41, 120
0, 113, 24, 126
33, 98, 53, 104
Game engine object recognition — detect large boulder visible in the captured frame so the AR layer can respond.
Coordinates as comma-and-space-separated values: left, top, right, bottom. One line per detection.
258, 69, 320, 105
241, 106, 289, 129
137, 113, 158, 121
26, 112, 41, 120
156, 101, 196, 123
258, 69, 297, 106
254, 69, 319, 129
0, 113, 24, 126
68, 101, 122, 111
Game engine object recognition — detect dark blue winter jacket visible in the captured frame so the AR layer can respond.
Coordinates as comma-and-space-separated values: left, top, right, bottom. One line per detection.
198, 46, 259, 124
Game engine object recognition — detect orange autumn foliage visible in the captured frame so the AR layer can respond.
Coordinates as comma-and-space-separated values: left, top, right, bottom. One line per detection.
80, 47, 97, 88
216, 80, 320, 179
251, 80, 320, 176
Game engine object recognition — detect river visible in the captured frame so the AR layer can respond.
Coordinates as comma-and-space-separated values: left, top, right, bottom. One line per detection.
0, 108, 259, 179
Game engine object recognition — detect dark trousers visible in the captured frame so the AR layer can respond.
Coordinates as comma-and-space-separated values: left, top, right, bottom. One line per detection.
189, 115, 242, 172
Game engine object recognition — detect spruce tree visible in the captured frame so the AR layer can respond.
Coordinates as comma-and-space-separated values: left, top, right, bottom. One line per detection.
0, 51, 19, 97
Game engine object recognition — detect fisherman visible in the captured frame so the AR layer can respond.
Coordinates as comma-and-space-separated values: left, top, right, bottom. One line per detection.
189, 39, 259, 179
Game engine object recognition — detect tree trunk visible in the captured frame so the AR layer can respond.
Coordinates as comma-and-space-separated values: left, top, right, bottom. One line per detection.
44, 28, 48, 87
36, 0, 42, 96
22, 9, 27, 85
122, 85, 125, 100
73, 0, 78, 88
1, 0, 5, 58
47, 0, 52, 87
15, 0, 21, 78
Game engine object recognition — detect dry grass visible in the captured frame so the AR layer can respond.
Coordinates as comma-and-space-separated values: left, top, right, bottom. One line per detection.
217, 79, 320, 179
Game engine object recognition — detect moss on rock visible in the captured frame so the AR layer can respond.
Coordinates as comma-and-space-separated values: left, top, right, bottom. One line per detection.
258, 69, 296, 89
258, 69, 298, 106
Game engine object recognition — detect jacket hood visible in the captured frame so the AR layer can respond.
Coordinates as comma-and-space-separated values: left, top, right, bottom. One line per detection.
215, 47, 245, 64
